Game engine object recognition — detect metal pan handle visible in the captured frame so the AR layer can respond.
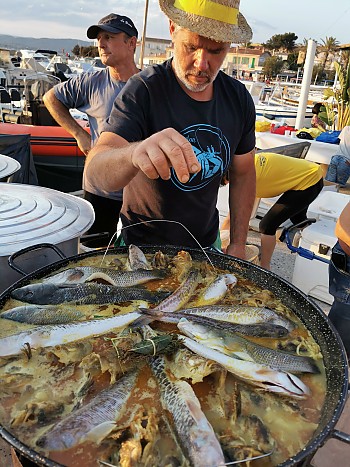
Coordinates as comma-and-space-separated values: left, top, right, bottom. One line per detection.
331, 429, 350, 444
8, 243, 67, 275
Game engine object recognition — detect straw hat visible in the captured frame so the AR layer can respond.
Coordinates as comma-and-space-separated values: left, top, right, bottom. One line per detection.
159, 0, 252, 43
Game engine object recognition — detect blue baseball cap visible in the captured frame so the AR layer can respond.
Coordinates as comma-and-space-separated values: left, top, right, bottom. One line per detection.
87, 13, 138, 39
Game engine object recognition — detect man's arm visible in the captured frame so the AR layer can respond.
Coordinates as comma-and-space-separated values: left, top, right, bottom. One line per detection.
336, 202, 350, 256
43, 88, 91, 155
85, 127, 201, 193
226, 149, 256, 260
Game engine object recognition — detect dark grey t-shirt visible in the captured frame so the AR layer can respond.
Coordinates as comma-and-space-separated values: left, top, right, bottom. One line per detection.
54, 68, 125, 200
103, 59, 256, 247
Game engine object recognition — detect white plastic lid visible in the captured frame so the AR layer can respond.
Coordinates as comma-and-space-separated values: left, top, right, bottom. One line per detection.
0, 154, 21, 179
0, 183, 95, 256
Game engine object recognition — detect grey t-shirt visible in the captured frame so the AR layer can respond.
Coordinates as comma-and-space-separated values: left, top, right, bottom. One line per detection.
54, 68, 125, 200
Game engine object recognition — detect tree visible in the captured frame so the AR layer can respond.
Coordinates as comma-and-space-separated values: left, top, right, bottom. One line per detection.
322, 61, 350, 130
262, 55, 285, 78
71, 44, 98, 58
319, 36, 339, 73
72, 45, 81, 57
263, 33, 298, 52
286, 52, 299, 71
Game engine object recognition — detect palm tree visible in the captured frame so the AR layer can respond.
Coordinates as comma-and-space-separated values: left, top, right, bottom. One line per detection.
322, 61, 350, 130
319, 36, 339, 74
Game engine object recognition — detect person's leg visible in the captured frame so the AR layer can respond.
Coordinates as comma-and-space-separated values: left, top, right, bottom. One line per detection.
334, 156, 350, 186
328, 243, 350, 358
259, 179, 323, 269
259, 201, 290, 270
259, 234, 276, 269
325, 155, 339, 183
82, 191, 123, 248
289, 178, 323, 225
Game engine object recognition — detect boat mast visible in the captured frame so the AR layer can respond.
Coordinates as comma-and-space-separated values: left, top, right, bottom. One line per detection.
139, 0, 149, 70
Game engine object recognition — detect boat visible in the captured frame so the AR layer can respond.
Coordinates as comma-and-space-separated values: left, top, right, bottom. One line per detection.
243, 81, 316, 127
0, 116, 88, 193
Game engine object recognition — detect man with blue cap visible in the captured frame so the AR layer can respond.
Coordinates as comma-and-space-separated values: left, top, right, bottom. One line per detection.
44, 13, 139, 247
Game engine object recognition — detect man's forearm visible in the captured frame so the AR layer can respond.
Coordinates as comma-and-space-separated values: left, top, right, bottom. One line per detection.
43, 90, 87, 141
228, 156, 256, 248
229, 181, 255, 246
85, 137, 139, 193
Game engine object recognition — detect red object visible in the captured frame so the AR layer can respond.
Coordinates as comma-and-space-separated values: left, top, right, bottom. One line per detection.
0, 122, 89, 157
272, 125, 295, 135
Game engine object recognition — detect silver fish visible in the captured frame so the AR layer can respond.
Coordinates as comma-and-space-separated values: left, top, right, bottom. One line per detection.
42, 267, 165, 286
135, 308, 289, 338
180, 335, 310, 399
195, 273, 237, 306
11, 283, 169, 305
177, 305, 295, 332
177, 319, 319, 374
127, 244, 152, 270
36, 369, 138, 451
154, 269, 200, 312
150, 356, 225, 467
0, 311, 141, 357
0, 305, 84, 325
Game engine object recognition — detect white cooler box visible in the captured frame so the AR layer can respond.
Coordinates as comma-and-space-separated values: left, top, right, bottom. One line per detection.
292, 219, 337, 304
307, 191, 350, 221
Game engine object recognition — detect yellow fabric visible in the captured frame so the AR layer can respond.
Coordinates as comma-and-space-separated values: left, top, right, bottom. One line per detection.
174, 0, 239, 24
255, 152, 323, 198
255, 121, 271, 132
296, 127, 322, 139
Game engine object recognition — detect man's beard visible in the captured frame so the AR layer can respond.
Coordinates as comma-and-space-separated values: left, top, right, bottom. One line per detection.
172, 56, 218, 92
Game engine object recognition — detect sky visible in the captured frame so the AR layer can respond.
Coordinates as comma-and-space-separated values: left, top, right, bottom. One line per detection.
0, 0, 349, 46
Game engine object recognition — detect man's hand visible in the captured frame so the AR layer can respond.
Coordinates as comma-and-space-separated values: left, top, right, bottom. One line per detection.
130, 128, 201, 182
76, 131, 92, 156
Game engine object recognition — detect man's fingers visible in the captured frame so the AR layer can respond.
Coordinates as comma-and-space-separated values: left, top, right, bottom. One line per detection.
131, 128, 201, 182
157, 130, 201, 182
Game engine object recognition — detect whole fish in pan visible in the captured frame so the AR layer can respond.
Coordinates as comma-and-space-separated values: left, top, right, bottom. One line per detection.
11, 283, 170, 305
42, 267, 165, 286
0, 304, 84, 325
36, 369, 139, 451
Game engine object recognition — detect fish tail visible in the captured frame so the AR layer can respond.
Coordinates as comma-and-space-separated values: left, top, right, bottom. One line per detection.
131, 307, 166, 328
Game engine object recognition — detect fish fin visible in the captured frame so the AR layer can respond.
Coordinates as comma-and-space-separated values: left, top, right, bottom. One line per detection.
130, 315, 155, 328
84, 421, 117, 444
138, 307, 164, 317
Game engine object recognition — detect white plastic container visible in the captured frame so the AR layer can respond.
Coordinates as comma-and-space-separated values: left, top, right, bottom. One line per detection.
292, 220, 337, 304
307, 191, 350, 222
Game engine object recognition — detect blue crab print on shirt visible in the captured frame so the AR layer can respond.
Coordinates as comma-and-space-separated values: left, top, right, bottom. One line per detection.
171, 124, 231, 191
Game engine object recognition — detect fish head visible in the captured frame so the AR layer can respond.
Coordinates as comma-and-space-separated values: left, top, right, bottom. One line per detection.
36, 430, 76, 451
11, 283, 58, 304
223, 273, 237, 288
43, 268, 85, 285
177, 318, 209, 341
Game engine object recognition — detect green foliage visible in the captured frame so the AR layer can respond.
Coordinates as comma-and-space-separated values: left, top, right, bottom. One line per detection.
262, 56, 285, 78
71, 44, 98, 58
263, 33, 298, 52
322, 61, 350, 130
286, 52, 299, 71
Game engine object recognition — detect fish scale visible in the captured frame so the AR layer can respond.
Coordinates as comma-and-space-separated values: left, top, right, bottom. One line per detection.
153, 269, 200, 312
11, 282, 169, 305
150, 356, 225, 467
0, 311, 141, 357
43, 267, 165, 286
179, 304, 295, 331
36, 369, 139, 451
